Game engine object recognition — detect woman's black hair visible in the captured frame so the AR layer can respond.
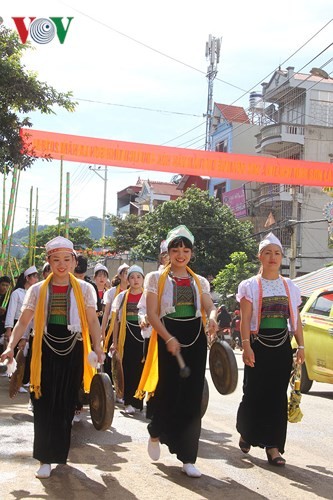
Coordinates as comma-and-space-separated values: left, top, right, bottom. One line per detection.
111, 274, 121, 287
168, 236, 193, 250
0, 275, 11, 284
14, 272, 26, 290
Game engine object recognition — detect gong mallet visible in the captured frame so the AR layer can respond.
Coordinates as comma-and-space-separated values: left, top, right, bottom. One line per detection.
175, 351, 191, 378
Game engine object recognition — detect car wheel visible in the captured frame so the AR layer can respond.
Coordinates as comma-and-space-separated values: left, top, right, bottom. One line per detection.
300, 363, 313, 394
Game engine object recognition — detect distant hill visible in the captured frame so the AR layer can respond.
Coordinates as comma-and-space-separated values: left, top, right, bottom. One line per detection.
72, 216, 114, 240
4, 217, 114, 257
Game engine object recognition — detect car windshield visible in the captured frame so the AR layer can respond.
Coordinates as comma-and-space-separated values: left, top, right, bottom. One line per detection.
308, 293, 333, 316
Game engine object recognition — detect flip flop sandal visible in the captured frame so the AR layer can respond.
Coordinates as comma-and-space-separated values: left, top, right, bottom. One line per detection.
239, 437, 251, 454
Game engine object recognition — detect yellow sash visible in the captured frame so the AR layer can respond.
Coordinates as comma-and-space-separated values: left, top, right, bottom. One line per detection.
117, 289, 130, 360
135, 265, 206, 399
30, 272, 96, 399
103, 284, 121, 352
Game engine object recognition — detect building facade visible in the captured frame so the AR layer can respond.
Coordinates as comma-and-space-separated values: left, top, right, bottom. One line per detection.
253, 67, 333, 274
117, 177, 181, 217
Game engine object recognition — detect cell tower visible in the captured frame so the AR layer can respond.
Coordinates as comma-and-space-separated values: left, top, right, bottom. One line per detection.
205, 34, 222, 151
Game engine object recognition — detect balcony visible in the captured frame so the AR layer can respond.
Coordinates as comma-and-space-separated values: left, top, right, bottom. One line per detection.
250, 184, 303, 207
256, 122, 304, 155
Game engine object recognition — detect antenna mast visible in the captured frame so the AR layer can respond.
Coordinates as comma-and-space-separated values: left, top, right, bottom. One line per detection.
205, 34, 222, 151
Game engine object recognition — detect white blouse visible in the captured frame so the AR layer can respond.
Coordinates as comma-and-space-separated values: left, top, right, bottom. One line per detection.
104, 286, 117, 305
237, 275, 302, 333
143, 270, 210, 319
23, 279, 96, 333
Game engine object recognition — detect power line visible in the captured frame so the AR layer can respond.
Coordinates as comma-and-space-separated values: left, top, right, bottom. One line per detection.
76, 98, 203, 118
55, 7, 332, 149
58, 1, 245, 92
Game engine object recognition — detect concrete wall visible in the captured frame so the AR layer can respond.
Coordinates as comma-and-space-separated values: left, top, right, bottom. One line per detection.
87, 258, 158, 280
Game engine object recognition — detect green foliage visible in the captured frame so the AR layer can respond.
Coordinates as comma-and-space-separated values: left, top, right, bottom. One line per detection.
19, 225, 93, 270
107, 214, 144, 253
133, 187, 257, 276
0, 26, 76, 173
213, 251, 258, 306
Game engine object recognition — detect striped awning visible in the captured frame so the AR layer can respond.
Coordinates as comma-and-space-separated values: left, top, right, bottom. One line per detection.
293, 265, 333, 297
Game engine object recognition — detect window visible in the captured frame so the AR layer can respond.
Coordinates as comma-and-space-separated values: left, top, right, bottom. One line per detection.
214, 182, 226, 201
216, 140, 228, 152
308, 293, 333, 317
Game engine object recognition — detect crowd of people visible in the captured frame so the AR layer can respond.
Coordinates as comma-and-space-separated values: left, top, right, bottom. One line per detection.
0, 229, 305, 480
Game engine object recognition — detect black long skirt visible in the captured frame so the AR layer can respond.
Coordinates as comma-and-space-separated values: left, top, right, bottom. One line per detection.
148, 317, 207, 464
236, 329, 293, 454
122, 322, 144, 410
31, 324, 83, 464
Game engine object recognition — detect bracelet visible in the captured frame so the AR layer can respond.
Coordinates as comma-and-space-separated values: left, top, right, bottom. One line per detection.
297, 345, 304, 349
165, 336, 175, 345
242, 339, 250, 343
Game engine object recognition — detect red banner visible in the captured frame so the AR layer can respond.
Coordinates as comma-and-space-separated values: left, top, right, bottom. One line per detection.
21, 128, 333, 186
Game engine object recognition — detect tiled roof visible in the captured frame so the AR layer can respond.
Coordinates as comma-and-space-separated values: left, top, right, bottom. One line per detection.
293, 266, 333, 297
149, 181, 180, 196
215, 103, 250, 124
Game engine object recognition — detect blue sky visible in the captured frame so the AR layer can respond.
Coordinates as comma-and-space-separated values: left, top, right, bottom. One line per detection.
2, 1, 332, 231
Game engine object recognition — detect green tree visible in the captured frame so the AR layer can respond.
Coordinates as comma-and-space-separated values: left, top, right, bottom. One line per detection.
0, 26, 76, 173
19, 225, 94, 271
0, 26, 76, 275
213, 251, 258, 308
107, 214, 144, 253
134, 187, 257, 276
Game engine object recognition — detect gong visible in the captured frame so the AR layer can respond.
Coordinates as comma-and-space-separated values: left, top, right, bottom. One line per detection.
209, 339, 238, 395
89, 372, 115, 431
200, 376, 209, 418
9, 349, 26, 399
111, 351, 124, 400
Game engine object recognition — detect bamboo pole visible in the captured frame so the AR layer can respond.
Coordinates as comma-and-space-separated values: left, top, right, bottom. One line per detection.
2, 166, 6, 238
13, 257, 20, 274
0, 165, 19, 277
28, 186, 33, 266
32, 188, 38, 264
58, 157, 63, 235
1, 284, 12, 309
6, 168, 21, 264
65, 172, 70, 238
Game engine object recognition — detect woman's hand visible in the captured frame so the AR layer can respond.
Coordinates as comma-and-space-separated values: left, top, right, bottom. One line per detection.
139, 314, 150, 329
207, 318, 218, 340
242, 344, 255, 367
165, 336, 180, 356
0, 346, 15, 364
296, 347, 305, 364
17, 339, 27, 351
94, 345, 105, 364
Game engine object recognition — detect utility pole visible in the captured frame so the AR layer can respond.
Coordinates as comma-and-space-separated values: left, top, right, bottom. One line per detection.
204, 34, 221, 151
89, 166, 108, 239
289, 186, 299, 279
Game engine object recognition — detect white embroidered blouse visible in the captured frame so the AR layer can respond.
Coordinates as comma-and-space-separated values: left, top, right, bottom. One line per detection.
22, 279, 96, 333
143, 270, 211, 319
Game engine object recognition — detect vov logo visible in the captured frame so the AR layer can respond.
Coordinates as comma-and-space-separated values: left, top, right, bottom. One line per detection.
12, 17, 74, 44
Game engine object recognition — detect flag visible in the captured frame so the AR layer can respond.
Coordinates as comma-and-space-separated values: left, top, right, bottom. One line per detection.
264, 211, 276, 228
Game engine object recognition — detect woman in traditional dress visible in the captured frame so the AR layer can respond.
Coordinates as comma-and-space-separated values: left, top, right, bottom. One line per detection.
236, 232, 305, 466
0, 236, 103, 479
136, 225, 217, 478
93, 263, 109, 323
101, 264, 129, 393
111, 265, 145, 414
4, 266, 39, 393
101, 263, 129, 344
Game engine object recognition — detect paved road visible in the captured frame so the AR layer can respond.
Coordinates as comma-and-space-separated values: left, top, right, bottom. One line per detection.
0, 351, 332, 499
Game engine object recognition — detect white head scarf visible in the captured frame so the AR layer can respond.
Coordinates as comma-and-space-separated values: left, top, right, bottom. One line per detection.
259, 232, 283, 253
